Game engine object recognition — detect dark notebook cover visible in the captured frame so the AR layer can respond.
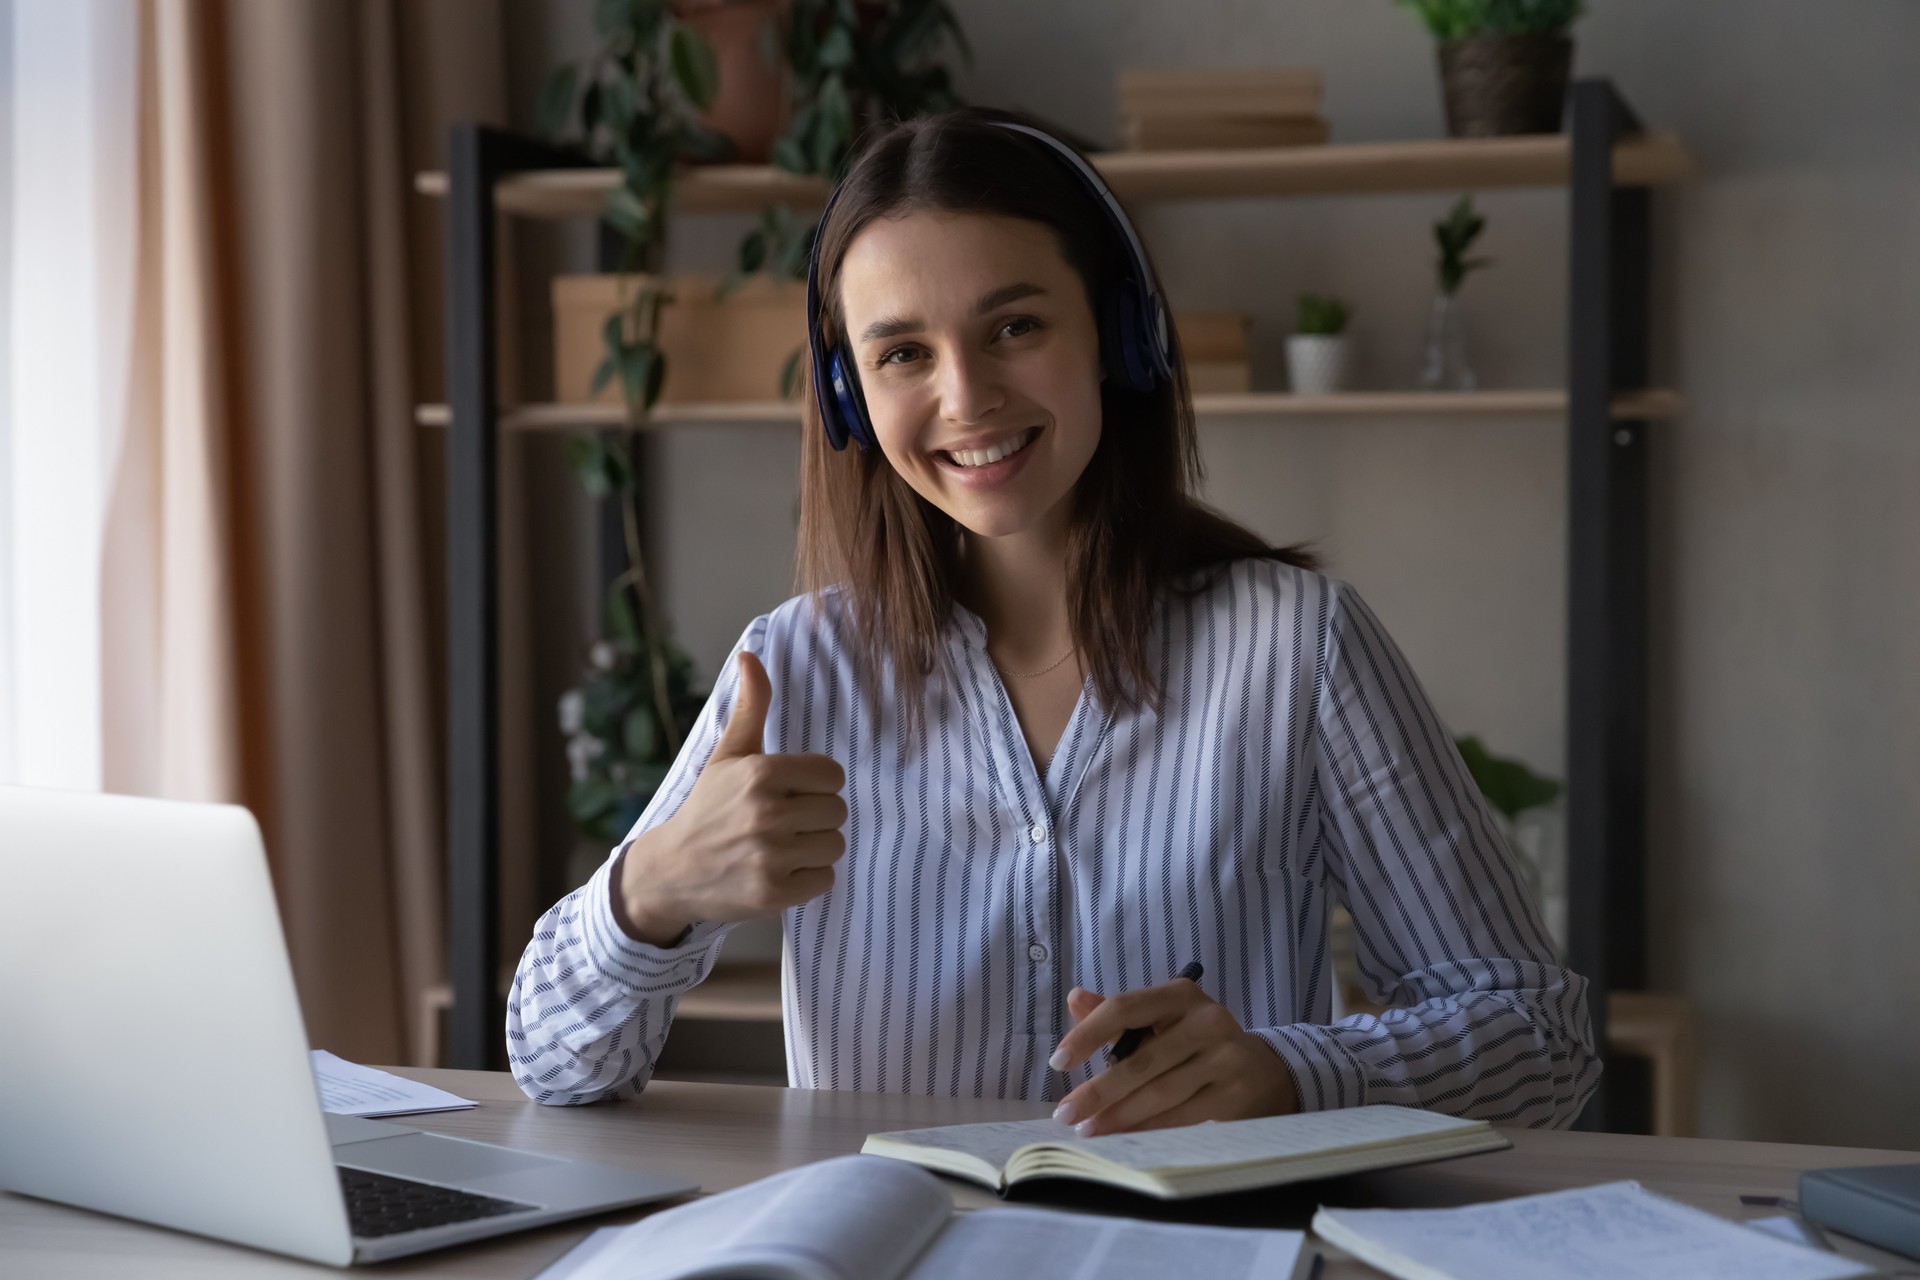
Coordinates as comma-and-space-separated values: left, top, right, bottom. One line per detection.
1800, 1163, 1920, 1262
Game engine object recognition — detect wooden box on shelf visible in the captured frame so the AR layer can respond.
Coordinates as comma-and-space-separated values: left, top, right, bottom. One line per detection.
1119, 67, 1328, 151
553, 273, 807, 406
1176, 311, 1252, 394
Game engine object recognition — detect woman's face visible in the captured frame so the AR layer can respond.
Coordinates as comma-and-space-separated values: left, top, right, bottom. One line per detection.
835, 209, 1104, 542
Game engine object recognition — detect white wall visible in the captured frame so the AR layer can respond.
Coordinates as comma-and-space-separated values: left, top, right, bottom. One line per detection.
509, 0, 1920, 1145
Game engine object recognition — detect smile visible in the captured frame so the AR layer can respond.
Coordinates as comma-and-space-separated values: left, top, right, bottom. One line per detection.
938, 426, 1040, 469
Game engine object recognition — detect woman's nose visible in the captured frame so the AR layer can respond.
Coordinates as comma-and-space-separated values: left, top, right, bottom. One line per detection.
936, 347, 1006, 425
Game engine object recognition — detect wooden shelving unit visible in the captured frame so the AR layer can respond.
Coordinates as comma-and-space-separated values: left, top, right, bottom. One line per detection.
414, 128, 1691, 215
423, 85, 1685, 1131
412, 388, 1685, 432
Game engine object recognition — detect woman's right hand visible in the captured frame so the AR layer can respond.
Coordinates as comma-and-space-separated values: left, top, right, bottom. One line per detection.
613, 650, 847, 947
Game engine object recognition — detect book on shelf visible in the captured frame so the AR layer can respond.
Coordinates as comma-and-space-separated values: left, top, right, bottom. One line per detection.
861, 1104, 1509, 1200
546, 1154, 1304, 1280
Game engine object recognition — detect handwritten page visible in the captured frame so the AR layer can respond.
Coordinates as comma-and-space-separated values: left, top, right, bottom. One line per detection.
309, 1050, 476, 1118
1312, 1180, 1874, 1280
1071, 1105, 1485, 1171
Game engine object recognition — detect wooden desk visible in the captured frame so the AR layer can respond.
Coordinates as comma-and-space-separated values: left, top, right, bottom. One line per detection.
5, 1068, 1915, 1278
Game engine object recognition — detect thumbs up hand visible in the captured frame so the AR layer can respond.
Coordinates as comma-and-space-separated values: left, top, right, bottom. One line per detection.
614, 651, 848, 947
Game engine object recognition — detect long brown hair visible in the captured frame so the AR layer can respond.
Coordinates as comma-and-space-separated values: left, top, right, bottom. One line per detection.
798, 105, 1316, 727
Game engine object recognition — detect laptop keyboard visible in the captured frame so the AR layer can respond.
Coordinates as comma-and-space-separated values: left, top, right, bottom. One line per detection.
338, 1165, 538, 1238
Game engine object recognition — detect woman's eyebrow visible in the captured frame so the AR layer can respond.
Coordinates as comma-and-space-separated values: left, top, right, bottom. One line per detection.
857, 282, 1048, 344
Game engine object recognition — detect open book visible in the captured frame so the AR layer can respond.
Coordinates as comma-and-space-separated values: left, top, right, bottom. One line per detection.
861, 1104, 1509, 1199
557, 1155, 1304, 1280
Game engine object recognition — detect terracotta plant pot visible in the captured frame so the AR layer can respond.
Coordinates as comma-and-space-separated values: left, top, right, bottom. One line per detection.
1436, 34, 1573, 137
673, 0, 792, 163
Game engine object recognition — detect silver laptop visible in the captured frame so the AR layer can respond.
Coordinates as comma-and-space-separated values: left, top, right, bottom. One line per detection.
0, 785, 695, 1265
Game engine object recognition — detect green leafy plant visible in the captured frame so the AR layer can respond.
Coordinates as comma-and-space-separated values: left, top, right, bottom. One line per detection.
559, 634, 707, 844
556, 432, 709, 844
727, 0, 971, 398
538, 3, 970, 838
1295, 293, 1352, 337
1434, 195, 1491, 295
1395, 0, 1583, 40
542, 2, 971, 403
537, 4, 727, 839
538, 3, 733, 419
1454, 735, 1561, 822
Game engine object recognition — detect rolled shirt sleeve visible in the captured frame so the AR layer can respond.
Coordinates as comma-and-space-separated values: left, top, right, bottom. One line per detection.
505, 618, 764, 1104
1258, 582, 1601, 1128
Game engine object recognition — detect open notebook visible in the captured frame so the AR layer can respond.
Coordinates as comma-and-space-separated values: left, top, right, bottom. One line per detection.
861, 1104, 1509, 1199
557, 1155, 1304, 1280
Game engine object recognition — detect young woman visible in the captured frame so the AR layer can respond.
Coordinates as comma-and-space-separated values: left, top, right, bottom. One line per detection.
509, 106, 1598, 1134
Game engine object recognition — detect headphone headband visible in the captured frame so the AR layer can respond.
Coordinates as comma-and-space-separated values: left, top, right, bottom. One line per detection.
805, 118, 1172, 452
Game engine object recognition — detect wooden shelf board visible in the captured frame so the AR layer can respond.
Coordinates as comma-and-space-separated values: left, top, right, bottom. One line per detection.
412, 130, 1692, 219
675, 963, 782, 1023
413, 388, 1684, 431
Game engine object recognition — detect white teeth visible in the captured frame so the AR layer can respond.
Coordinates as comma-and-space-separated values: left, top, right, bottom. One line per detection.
947, 427, 1036, 469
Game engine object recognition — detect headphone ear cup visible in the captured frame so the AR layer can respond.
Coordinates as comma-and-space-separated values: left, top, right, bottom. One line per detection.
827, 345, 875, 450
1109, 281, 1155, 393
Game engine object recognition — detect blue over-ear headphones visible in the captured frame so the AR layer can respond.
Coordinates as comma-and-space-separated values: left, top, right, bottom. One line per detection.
805, 119, 1173, 452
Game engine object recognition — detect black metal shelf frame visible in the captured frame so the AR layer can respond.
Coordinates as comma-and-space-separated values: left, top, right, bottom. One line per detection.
436, 82, 1661, 1131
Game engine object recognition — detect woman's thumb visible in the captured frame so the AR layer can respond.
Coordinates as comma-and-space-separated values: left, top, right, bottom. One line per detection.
713, 650, 771, 759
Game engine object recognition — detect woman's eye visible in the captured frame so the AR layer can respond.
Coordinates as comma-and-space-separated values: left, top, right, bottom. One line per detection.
875, 319, 1040, 369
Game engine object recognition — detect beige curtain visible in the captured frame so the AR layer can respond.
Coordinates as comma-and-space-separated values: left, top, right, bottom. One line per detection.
101, 0, 515, 1065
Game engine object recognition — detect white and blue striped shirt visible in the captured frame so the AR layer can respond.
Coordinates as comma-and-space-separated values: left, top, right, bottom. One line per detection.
508, 559, 1600, 1126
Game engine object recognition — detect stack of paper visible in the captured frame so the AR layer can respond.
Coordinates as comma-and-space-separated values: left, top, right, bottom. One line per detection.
308, 1050, 476, 1118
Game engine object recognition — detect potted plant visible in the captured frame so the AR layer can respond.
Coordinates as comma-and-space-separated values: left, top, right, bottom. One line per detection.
540, 0, 970, 411
1418, 194, 1490, 391
1286, 293, 1353, 396
1455, 734, 1567, 953
1395, 0, 1584, 137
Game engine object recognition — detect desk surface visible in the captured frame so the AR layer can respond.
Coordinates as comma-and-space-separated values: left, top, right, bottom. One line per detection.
5, 1068, 1916, 1278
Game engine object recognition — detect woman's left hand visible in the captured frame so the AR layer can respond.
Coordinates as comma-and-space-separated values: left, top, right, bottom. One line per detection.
1047, 979, 1300, 1136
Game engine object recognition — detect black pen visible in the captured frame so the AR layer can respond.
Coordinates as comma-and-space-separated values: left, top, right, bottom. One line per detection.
1110, 961, 1203, 1061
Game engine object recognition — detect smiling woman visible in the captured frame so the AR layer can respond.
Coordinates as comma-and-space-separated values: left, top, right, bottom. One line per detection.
508, 107, 1600, 1140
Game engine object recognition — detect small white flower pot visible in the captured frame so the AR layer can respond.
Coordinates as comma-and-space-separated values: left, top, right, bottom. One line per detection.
1286, 333, 1352, 396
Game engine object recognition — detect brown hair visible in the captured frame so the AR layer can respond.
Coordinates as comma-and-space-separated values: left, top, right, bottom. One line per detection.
797, 105, 1317, 728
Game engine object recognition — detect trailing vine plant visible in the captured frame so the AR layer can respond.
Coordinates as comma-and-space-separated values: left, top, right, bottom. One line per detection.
537, 0, 969, 840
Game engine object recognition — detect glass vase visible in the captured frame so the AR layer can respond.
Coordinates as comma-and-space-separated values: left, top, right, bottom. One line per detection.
1418, 290, 1476, 391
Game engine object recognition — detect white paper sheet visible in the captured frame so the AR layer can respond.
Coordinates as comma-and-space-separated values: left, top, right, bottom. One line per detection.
907, 1206, 1304, 1280
1311, 1180, 1874, 1280
309, 1050, 477, 1118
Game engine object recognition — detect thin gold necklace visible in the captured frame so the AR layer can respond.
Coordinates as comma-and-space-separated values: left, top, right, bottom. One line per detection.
994, 645, 1078, 679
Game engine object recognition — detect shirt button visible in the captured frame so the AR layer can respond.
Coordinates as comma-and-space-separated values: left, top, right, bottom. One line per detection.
1028, 823, 1046, 844
1028, 943, 1049, 963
